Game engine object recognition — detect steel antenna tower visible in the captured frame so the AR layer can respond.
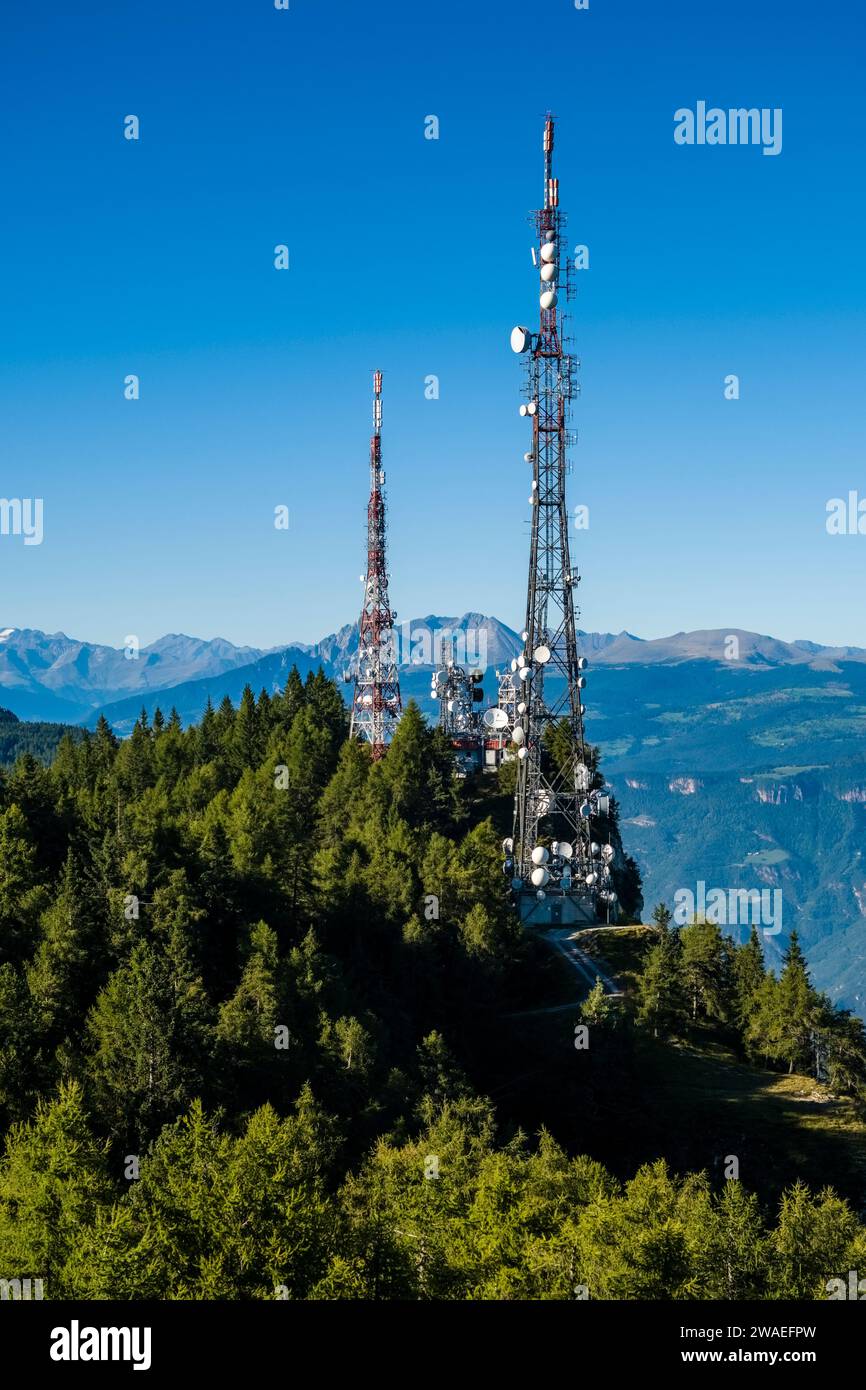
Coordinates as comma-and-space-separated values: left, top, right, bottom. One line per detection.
349, 370, 402, 758
430, 636, 484, 775
506, 116, 612, 926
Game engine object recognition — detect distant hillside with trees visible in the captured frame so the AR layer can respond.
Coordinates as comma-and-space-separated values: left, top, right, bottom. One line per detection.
0, 706, 83, 766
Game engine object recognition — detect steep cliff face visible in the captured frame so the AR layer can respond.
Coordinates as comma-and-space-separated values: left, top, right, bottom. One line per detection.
669, 777, 702, 795
753, 782, 806, 805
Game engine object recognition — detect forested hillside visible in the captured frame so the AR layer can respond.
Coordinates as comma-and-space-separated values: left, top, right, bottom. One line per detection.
0, 706, 83, 767
1, 669, 865, 1300
81, 643, 866, 1021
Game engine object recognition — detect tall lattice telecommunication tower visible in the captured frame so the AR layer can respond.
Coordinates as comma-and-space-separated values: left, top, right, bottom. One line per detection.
349, 371, 402, 758
504, 116, 615, 926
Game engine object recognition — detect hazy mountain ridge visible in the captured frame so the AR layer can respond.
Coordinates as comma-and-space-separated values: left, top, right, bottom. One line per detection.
0, 628, 274, 721
4, 618, 864, 727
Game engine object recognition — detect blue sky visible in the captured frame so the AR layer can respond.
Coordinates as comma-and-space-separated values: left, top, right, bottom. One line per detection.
2, 0, 864, 649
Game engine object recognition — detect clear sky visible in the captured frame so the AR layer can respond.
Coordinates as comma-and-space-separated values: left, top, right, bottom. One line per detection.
2, 0, 864, 650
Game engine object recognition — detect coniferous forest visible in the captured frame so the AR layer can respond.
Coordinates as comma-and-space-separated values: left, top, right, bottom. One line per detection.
1, 669, 865, 1300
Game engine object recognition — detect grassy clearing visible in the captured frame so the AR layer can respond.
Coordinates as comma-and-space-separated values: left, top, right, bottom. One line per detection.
634, 1034, 866, 1208
529, 925, 866, 1208
576, 924, 659, 991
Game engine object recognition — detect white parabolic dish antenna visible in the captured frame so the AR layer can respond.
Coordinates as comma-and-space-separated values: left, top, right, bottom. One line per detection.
483, 707, 510, 731
510, 325, 532, 353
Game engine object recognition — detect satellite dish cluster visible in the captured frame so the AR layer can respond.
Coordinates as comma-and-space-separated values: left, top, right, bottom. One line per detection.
492, 635, 617, 912
431, 661, 525, 779
480, 639, 588, 764
431, 663, 484, 730
511, 231, 559, 363
502, 836, 616, 906
539, 229, 558, 310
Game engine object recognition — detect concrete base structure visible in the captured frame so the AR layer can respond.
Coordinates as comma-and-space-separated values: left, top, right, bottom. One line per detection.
516, 888, 598, 927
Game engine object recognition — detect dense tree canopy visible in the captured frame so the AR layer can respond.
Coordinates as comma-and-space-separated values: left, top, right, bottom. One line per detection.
0, 672, 863, 1300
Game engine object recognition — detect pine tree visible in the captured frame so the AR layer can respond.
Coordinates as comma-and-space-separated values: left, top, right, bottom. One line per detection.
815, 1002, 866, 1096
459, 903, 499, 960
380, 701, 459, 831
316, 738, 371, 846
770, 1181, 863, 1298
196, 815, 243, 992
92, 714, 119, 776
419, 832, 461, 929
115, 714, 156, 800
280, 665, 306, 728
733, 925, 766, 1033
651, 901, 673, 932
776, 930, 817, 1073
745, 971, 785, 1066
0, 964, 43, 1126
415, 1032, 471, 1107
0, 804, 44, 963
636, 925, 686, 1039
214, 694, 237, 741
688, 1178, 768, 1299
27, 849, 106, 1045
231, 685, 262, 773
195, 697, 221, 763
303, 668, 349, 764
614, 851, 644, 923
581, 977, 615, 1028
680, 919, 730, 1024
0, 1081, 114, 1297
85, 940, 213, 1146
8, 754, 64, 872
216, 921, 290, 1105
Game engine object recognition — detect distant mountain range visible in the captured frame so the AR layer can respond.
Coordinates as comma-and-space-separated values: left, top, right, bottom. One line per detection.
2, 615, 864, 1017
0, 627, 273, 722
3, 617, 866, 727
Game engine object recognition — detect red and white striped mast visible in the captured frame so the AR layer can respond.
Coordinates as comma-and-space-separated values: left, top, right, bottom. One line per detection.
349, 370, 402, 758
